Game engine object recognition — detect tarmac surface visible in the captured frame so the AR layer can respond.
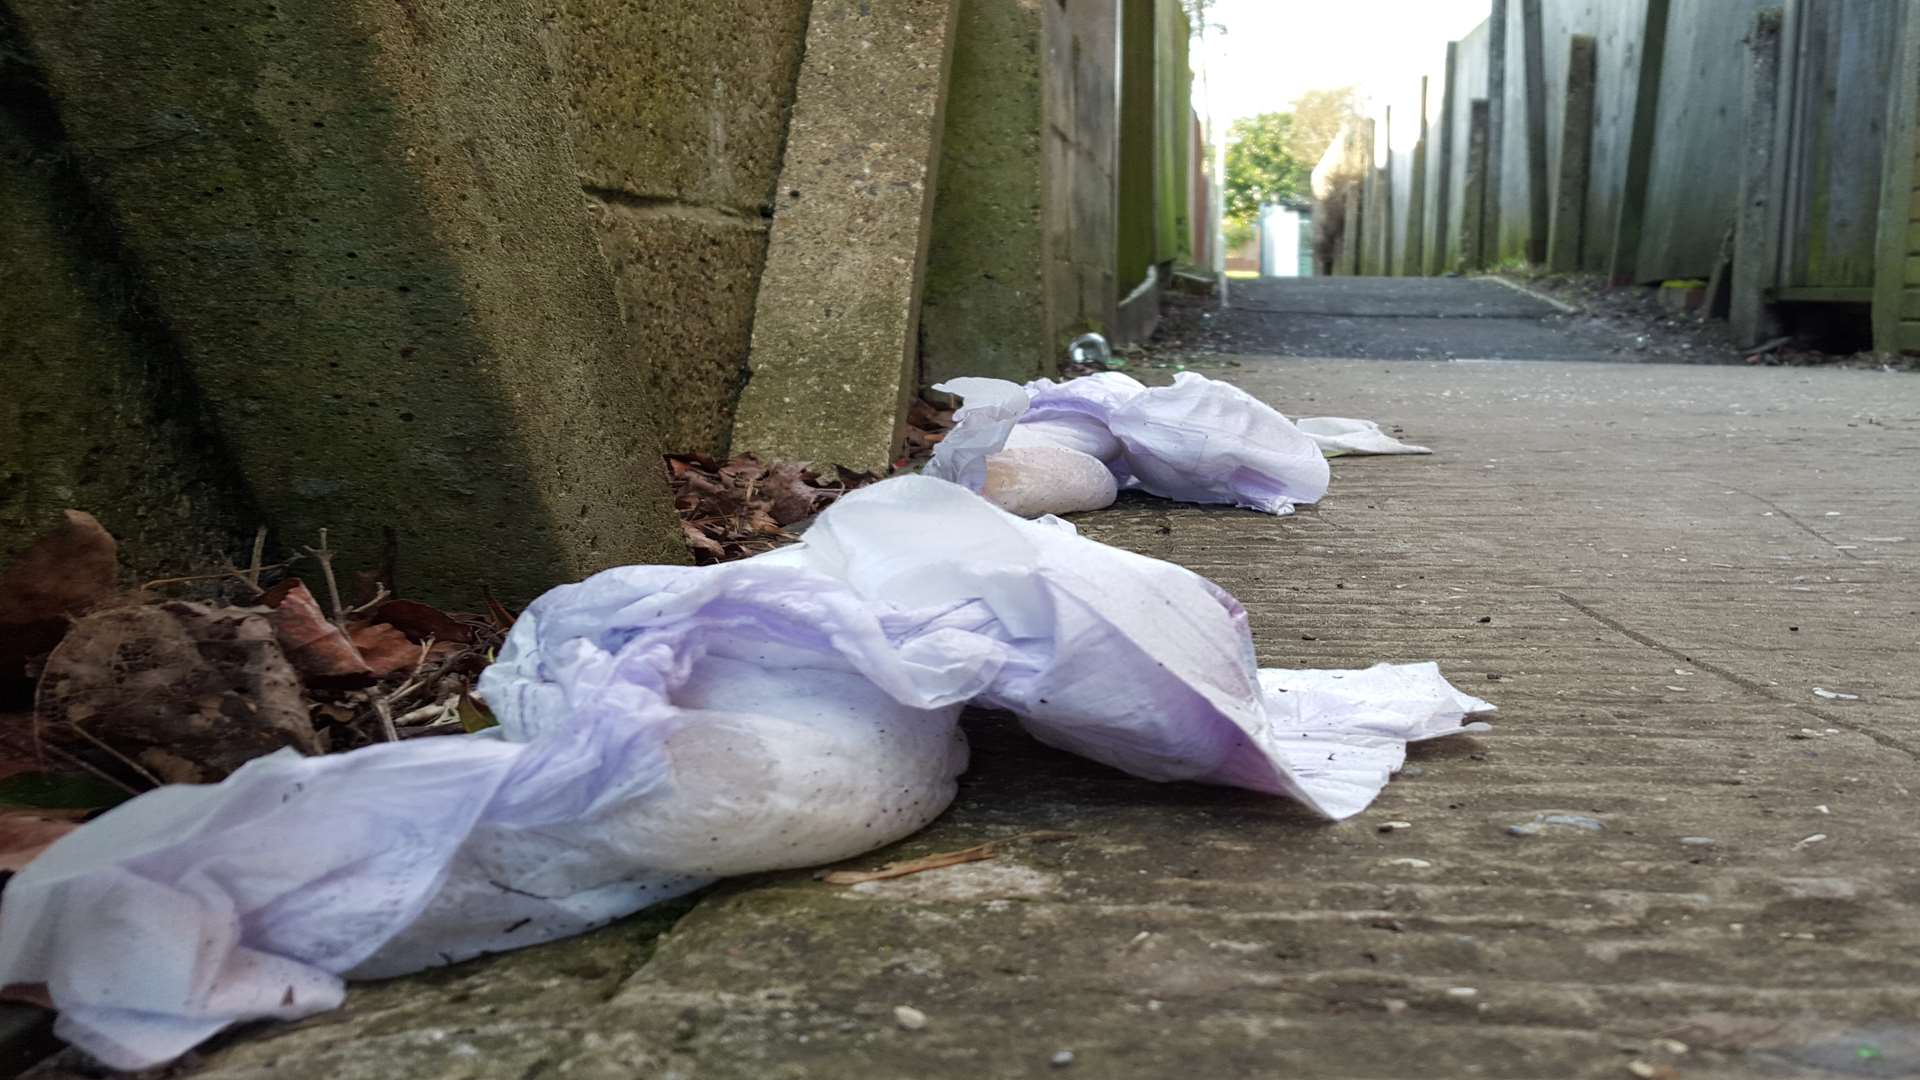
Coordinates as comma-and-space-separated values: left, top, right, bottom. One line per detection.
67, 279, 1920, 1080
1198, 276, 1628, 361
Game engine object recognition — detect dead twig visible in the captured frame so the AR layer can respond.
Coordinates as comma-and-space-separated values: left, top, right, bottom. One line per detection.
371, 696, 400, 743
140, 560, 296, 594
39, 741, 144, 797
345, 584, 392, 617
301, 529, 349, 630
62, 723, 164, 790
245, 525, 268, 591
819, 831, 1075, 885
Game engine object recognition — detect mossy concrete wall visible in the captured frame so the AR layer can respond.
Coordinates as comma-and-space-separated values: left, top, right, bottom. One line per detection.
7, 0, 686, 605
540, 0, 812, 455
0, 40, 254, 579
920, 0, 1052, 387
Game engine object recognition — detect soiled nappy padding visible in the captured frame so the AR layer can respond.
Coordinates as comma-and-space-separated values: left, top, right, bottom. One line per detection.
979, 445, 1119, 517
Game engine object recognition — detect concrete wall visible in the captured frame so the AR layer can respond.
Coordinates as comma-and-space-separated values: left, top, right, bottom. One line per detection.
7, 0, 686, 604
544, 0, 812, 455
0, 50, 254, 578
922, 0, 1051, 386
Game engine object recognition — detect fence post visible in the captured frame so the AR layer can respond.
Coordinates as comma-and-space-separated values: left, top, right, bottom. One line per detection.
1463, 99, 1490, 270
1609, 0, 1671, 284
1373, 107, 1393, 275
1548, 35, 1596, 273
1404, 76, 1429, 276
1485, 0, 1508, 262
1521, 0, 1549, 265
1341, 183, 1361, 275
1357, 116, 1377, 275
1872, 0, 1920, 354
1731, 9, 1785, 346
1428, 42, 1459, 276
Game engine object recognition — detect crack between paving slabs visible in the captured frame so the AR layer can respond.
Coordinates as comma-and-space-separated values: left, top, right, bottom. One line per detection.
1551, 590, 1920, 762
1723, 485, 1865, 564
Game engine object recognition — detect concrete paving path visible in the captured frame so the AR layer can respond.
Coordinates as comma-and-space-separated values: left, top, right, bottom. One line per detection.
146, 281, 1920, 1080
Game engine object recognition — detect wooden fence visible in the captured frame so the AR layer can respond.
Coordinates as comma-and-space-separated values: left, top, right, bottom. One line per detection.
1336, 0, 1920, 354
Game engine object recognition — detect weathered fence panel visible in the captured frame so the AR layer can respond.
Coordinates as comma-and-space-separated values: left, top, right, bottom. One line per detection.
1777, 0, 1904, 294
1445, 19, 1492, 270
1634, 0, 1771, 283
1536, 0, 1650, 274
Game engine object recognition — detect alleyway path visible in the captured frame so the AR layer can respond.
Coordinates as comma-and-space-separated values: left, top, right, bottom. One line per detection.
181, 279, 1920, 1080
1208, 276, 1617, 360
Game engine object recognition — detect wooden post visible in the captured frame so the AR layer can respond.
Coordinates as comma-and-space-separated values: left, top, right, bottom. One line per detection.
1872, 0, 1920, 354
1404, 76, 1429, 276
1731, 9, 1784, 346
1341, 183, 1362, 275
1521, 0, 1549, 265
1486, 0, 1508, 262
1463, 99, 1490, 270
1382, 105, 1397, 274
1358, 116, 1377, 275
1549, 35, 1596, 273
1428, 42, 1459, 276
1609, 0, 1672, 285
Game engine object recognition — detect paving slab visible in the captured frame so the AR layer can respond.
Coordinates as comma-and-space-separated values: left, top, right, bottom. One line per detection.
153, 357, 1920, 1080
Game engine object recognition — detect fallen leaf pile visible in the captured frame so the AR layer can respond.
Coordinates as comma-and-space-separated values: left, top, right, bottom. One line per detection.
0, 514, 509, 837
668, 454, 875, 564
668, 396, 954, 565
1, 410, 967, 876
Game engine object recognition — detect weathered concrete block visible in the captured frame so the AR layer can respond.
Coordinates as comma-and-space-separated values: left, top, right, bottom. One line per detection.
10, 0, 686, 604
921, 0, 1051, 387
540, 0, 812, 214
732, 0, 961, 473
0, 91, 250, 578
588, 200, 767, 456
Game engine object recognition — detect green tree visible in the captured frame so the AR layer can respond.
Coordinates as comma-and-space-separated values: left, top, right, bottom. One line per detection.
1223, 112, 1311, 221
1288, 86, 1364, 166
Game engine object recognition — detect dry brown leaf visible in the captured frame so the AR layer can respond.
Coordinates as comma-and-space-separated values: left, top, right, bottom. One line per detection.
0, 808, 86, 872
262, 578, 373, 683
0, 983, 53, 1009
482, 590, 517, 632
371, 599, 477, 645
349, 622, 420, 677
36, 601, 321, 786
0, 510, 118, 677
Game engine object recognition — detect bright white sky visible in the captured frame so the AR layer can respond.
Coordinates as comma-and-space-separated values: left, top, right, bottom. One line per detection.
1196, 0, 1492, 125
